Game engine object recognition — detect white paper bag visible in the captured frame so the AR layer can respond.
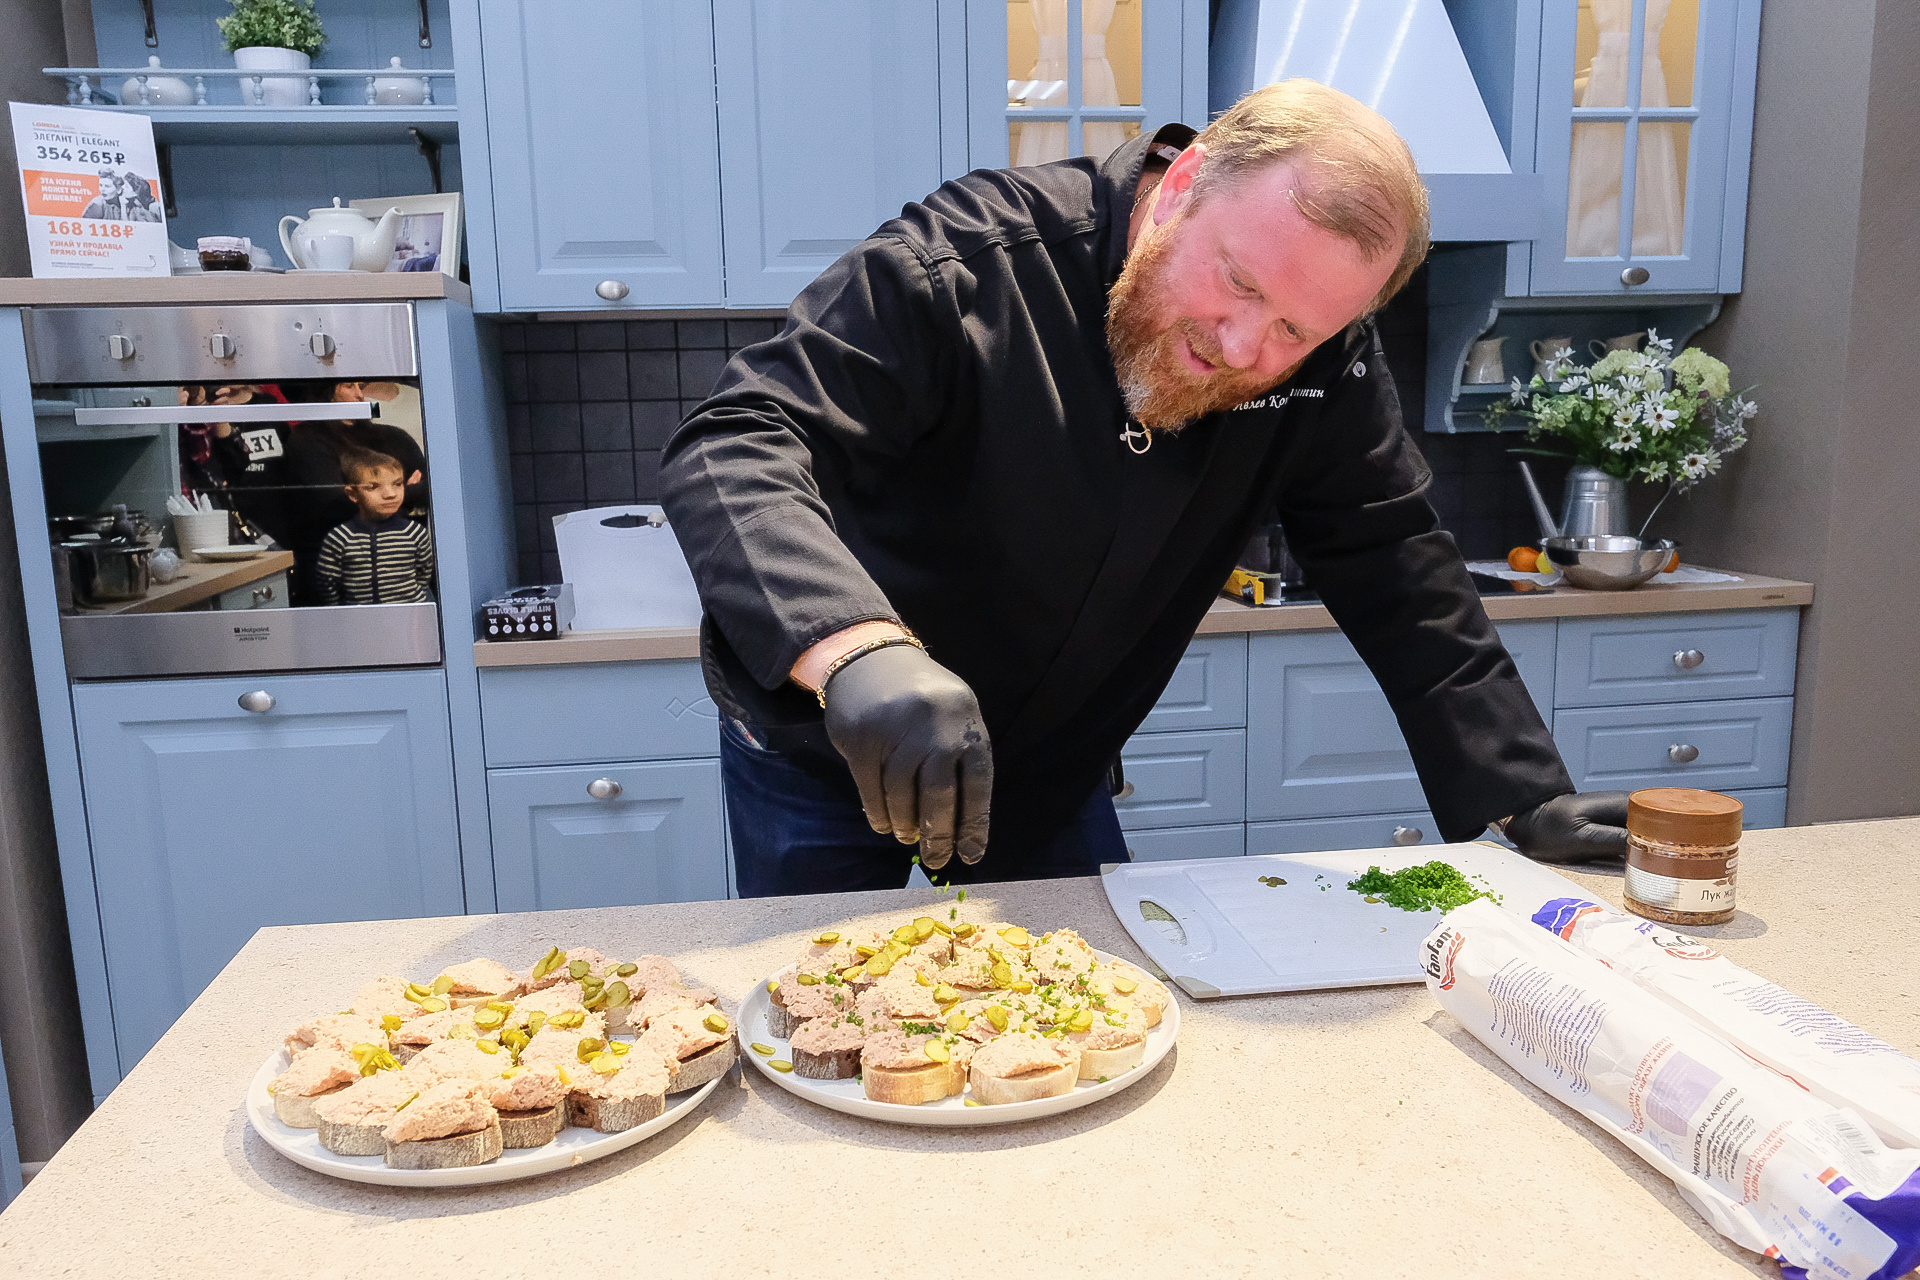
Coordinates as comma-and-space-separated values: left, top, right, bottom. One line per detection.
552, 506, 702, 631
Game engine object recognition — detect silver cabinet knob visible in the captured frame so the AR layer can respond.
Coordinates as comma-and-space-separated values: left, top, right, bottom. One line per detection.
251, 585, 274, 606
586, 777, 623, 800
309, 332, 336, 357
1620, 266, 1651, 286
106, 334, 135, 360
1113, 781, 1135, 801
1668, 743, 1700, 763
1392, 825, 1424, 846
238, 690, 275, 713
594, 279, 630, 301
207, 333, 236, 359
1673, 648, 1705, 670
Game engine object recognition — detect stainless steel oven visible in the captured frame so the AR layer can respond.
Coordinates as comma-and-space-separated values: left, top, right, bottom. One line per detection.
24, 301, 444, 677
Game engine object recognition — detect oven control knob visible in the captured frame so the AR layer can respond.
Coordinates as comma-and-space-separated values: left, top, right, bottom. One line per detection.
208, 333, 236, 359
309, 332, 336, 358
106, 334, 135, 360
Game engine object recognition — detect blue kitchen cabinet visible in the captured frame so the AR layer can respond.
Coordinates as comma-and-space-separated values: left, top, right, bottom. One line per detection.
1246, 809, 1441, 858
70, 669, 463, 1074
478, 662, 719, 767
1116, 728, 1247, 831
1123, 824, 1245, 862
1553, 608, 1798, 707
714, 0, 959, 308
1528, 0, 1762, 295
474, 0, 724, 311
1553, 695, 1792, 794
1134, 635, 1247, 733
487, 759, 728, 911
0, 1026, 19, 1206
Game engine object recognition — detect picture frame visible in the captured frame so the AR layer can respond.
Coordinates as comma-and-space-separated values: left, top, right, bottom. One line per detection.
346, 192, 462, 279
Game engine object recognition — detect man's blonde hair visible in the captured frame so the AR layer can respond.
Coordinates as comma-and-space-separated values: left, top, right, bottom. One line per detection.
1190, 79, 1430, 314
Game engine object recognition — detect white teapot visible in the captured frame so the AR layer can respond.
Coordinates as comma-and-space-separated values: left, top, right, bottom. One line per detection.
278, 198, 401, 272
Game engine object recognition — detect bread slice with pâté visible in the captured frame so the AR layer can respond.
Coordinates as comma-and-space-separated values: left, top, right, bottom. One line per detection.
312, 1068, 421, 1156
859, 1025, 965, 1105
966, 1030, 1081, 1105
381, 1078, 503, 1170
270, 1046, 361, 1129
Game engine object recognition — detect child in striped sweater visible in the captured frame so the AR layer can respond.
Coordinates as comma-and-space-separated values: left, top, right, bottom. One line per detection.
315, 450, 435, 605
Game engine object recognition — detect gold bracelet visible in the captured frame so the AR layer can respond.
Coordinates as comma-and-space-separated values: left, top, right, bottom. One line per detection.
815, 633, 926, 709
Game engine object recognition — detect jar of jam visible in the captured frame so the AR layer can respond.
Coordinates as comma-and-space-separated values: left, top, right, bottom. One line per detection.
1624, 788, 1742, 926
197, 236, 252, 271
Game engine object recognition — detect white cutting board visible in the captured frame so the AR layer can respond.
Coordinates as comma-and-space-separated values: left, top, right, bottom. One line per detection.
1101, 841, 1593, 999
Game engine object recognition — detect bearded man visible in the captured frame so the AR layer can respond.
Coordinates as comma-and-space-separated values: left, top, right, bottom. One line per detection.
661, 80, 1628, 895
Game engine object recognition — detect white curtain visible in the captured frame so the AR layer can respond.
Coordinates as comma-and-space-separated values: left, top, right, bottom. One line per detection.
1566, 0, 1686, 257
1013, 0, 1126, 167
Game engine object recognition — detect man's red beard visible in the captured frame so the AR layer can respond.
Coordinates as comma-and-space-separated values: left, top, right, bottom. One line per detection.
1106, 216, 1279, 432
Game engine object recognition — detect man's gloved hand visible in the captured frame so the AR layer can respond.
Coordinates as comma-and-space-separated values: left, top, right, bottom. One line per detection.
822, 645, 993, 871
1504, 791, 1631, 863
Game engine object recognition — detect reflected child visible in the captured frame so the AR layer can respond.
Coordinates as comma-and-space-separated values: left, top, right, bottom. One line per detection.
315, 450, 435, 605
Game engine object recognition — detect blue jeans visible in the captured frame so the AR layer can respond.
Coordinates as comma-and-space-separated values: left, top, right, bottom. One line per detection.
720, 716, 1128, 897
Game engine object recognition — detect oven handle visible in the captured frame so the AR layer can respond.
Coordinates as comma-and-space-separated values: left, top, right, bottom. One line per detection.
70, 402, 378, 426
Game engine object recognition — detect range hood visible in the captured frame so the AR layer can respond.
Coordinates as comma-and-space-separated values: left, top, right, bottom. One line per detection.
1210, 0, 1541, 242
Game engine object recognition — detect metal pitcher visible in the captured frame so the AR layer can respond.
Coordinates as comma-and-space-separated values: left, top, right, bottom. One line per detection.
1517, 462, 1632, 540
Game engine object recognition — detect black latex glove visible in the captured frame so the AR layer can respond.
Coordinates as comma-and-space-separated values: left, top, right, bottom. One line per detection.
1504, 791, 1631, 863
822, 644, 993, 871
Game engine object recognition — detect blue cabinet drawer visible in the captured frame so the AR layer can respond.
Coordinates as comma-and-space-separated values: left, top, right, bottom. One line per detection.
480, 661, 720, 767
1247, 811, 1445, 857
488, 759, 727, 911
1554, 697, 1793, 793
1116, 729, 1246, 831
1121, 824, 1245, 862
1554, 609, 1800, 708
1137, 636, 1248, 733
1724, 787, 1787, 831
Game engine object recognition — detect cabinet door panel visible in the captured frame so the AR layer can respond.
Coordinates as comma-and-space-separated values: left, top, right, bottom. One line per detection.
1722, 786, 1786, 831
478, 0, 723, 310
1116, 729, 1246, 831
1554, 696, 1792, 793
1121, 824, 1244, 862
72, 670, 461, 1071
479, 661, 718, 767
1246, 811, 1443, 857
489, 760, 726, 911
1137, 635, 1247, 733
1554, 609, 1799, 707
715, 0, 946, 307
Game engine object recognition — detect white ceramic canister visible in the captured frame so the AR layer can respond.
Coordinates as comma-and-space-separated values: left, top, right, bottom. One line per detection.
232, 46, 312, 107
372, 57, 428, 106
120, 56, 194, 106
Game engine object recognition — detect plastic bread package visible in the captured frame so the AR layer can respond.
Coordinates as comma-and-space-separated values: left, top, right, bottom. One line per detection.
1534, 897, 1920, 1150
1422, 899, 1920, 1280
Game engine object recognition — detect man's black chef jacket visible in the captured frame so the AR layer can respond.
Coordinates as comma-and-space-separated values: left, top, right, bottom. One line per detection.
661, 125, 1574, 855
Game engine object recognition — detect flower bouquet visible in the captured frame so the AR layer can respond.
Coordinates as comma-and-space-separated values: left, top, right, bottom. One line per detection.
1486, 330, 1757, 490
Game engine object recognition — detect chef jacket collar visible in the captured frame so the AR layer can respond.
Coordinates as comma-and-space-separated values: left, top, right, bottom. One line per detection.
1097, 122, 1199, 289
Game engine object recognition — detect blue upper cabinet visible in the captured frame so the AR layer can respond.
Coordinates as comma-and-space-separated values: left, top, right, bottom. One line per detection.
1529, 0, 1761, 294
713, 0, 958, 309
475, 0, 724, 312
964, 0, 1208, 172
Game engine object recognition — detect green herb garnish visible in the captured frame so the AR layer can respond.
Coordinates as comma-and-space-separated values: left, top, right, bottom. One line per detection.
1346, 861, 1501, 913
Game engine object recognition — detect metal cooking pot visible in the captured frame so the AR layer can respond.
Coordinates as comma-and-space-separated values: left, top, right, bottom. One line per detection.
49, 510, 153, 543
62, 540, 152, 605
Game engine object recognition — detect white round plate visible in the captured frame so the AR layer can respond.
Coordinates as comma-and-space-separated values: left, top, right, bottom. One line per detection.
245, 1049, 719, 1186
192, 545, 267, 561
737, 948, 1179, 1127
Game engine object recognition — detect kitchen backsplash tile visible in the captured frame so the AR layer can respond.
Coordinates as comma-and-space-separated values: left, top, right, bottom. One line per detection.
495, 272, 1546, 585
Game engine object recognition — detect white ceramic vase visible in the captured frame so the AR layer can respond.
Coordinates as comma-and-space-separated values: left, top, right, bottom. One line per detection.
120, 56, 195, 106
232, 46, 312, 107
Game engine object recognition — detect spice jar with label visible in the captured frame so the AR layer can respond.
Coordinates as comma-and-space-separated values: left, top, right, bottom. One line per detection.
1624, 788, 1742, 926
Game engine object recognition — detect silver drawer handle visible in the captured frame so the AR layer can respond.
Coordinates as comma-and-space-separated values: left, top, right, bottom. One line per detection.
251, 585, 274, 605
1673, 648, 1705, 670
594, 280, 630, 301
238, 690, 275, 713
1668, 743, 1700, 764
1392, 825, 1424, 846
1113, 781, 1135, 801
587, 777, 623, 800
1621, 266, 1651, 286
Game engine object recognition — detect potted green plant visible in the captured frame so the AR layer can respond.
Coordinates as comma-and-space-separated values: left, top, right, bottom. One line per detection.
1486, 330, 1758, 534
218, 0, 326, 108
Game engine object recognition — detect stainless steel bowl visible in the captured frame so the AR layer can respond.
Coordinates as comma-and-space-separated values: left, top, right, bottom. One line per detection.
1541, 536, 1678, 591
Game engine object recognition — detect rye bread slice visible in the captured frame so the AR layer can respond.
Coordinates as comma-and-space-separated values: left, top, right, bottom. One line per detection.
497, 1104, 564, 1149
668, 1038, 737, 1092
767, 988, 801, 1039
316, 1114, 388, 1156
567, 1087, 665, 1134
791, 1042, 861, 1080
272, 1081, 350, 1129
383, 1116, 504, 1170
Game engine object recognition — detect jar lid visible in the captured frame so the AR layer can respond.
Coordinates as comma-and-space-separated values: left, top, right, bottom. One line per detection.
197, 236, 250, 252
1628, 788, 1743, 846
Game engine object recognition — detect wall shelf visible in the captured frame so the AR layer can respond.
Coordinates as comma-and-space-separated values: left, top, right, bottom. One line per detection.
38, 104, 460, 146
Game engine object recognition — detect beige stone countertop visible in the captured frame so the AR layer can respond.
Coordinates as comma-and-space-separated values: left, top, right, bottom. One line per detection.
0, 273, 470, 307
472, 568, 1813, 668
4, 819, 1914, 1277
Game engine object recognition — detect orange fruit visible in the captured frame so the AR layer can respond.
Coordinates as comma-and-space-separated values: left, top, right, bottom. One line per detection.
1507, 545, 1540, 573
1664, 550, 1681, 573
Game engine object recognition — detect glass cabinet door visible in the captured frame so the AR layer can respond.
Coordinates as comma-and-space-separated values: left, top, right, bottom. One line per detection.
966, 0, 1197, 170
1534, 0, 1741, 295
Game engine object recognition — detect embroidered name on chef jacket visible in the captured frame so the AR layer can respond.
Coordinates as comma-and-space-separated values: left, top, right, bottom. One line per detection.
1231, 386, 1325, 413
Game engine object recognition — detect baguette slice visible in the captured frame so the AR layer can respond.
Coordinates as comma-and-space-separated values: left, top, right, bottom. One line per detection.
316, 1113, 387, 1156
863, 1058, 963, 1106
272, 1081, 351, 1130
669, 1038, 737, 1093
383, 1117, 504, 1170
1074, 1038, 1147, 1081
968, 1058, 1077, 1105
567, 1087, 665, 1134
497, 1104, 564, 1149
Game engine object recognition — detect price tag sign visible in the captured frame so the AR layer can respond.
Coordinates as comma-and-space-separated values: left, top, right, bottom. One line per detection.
9, 102, 169, 277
